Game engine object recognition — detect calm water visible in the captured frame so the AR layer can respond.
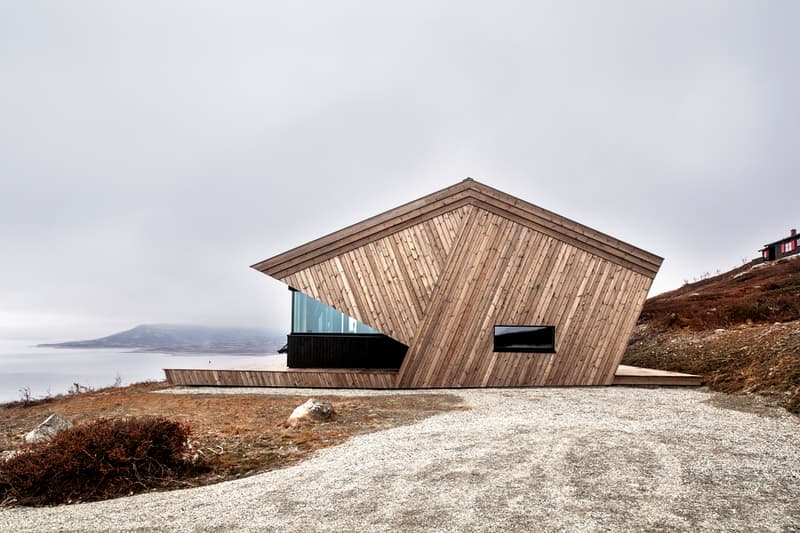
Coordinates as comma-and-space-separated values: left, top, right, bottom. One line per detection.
0, 340, 285, 404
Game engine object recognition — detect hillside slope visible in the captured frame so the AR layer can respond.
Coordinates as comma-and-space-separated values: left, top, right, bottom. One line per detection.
640, 257, 800, 330
623, 257, 800, 413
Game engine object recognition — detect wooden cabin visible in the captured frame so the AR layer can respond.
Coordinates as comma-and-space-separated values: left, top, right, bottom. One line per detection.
165, 179, 688, 388
237, 178, 663, 388
756, 229, 799, 263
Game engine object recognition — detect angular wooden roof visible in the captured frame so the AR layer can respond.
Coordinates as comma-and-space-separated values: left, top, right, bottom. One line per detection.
252, 178, 662, 387
252, 178, 662, 279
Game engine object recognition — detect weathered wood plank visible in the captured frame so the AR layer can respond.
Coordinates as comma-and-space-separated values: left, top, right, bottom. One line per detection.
165, 368, 398, 389
612, 365, 702, 386
389, 204, 656, 387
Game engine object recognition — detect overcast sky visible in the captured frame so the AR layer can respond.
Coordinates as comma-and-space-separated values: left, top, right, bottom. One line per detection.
1, 1, 798, 340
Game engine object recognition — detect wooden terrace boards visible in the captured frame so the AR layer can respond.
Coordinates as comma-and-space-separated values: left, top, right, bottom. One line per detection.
164, 368, 398, 389
612, 365, 703, 386
163, 365, 702, 388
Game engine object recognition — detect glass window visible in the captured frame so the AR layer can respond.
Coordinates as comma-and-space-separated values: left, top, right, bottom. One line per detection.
493, 325, 556, 353
291, 290, 379, 334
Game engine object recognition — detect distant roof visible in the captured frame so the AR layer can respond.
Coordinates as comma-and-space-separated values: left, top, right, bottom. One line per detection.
252, 178, 662, 278
761, 230, 798, 249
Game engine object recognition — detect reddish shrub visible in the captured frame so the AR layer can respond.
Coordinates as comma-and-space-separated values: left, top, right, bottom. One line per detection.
641, 260, 800, 331
0, 417, 200, 506
722, 300, 770, 325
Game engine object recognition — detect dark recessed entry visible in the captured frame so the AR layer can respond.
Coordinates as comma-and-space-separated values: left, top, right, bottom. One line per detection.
493, 325, 556, 353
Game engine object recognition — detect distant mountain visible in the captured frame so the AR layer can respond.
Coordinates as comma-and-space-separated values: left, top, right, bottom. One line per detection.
38, 324, 287, 354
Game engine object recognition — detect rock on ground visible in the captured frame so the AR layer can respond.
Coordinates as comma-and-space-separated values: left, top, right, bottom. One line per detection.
287, 398, 334, 425
23, 413, 72, 444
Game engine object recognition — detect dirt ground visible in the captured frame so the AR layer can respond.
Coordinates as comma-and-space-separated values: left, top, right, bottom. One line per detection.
623, 320, 800, 413
622, 258, 800, 414
2, 387, 798, 532
0, 382, 465, 491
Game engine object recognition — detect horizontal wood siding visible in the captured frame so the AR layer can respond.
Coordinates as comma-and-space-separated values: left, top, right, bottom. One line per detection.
164, 368, 398, 388
396, 207, 653, 387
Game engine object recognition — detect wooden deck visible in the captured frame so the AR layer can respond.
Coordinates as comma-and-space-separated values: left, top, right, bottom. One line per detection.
612, 365, 702, 386
164, 367, 399, 389
164, 364, 702, 388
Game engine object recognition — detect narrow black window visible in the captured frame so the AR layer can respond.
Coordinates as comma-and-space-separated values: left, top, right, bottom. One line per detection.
493, 325, 556, 353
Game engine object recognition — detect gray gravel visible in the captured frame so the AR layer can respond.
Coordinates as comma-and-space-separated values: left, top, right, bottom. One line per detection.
1, 387, 799, 532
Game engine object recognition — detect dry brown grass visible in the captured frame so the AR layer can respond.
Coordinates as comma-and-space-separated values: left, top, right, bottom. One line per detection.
622, 257, 800, 414
641, 259, 800, 331
1, 417, 199, 506
1, 383, 465, 504
625, 313, 800, 414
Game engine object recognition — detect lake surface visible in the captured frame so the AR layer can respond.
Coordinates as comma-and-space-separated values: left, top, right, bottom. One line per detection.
0, 340, 286, 404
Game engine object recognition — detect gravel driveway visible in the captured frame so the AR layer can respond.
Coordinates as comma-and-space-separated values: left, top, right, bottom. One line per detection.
1, 387, 798, 532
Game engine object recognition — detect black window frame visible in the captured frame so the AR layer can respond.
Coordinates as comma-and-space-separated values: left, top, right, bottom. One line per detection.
493, 325, 556, 353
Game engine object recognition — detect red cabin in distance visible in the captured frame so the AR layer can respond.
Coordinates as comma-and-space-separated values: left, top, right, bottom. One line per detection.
756, 228, 800, 263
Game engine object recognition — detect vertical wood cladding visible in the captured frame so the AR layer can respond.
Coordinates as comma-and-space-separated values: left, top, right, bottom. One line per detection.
256, 180, 661, 388
396, 207, 652, 387
281, 206, 468, 346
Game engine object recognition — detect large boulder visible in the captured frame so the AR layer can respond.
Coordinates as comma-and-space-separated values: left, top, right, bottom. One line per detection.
287, 398, 334, 426
24, 413, 72, 444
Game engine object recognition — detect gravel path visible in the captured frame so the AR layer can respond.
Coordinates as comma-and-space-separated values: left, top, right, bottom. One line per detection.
2, 387, 798, 532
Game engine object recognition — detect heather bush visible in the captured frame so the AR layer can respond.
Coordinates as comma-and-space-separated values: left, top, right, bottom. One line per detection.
723, 300, 770, 324
0, 417, 200, 506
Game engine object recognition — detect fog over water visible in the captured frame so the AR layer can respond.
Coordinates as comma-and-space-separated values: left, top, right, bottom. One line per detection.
0, 340, 284, 404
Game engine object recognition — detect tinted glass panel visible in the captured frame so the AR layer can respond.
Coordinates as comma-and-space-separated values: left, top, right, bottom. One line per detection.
493, 325, 556, 353
292, 290, 379, 334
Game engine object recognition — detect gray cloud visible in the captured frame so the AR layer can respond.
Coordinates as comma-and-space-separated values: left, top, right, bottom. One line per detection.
1, 1, 798, 339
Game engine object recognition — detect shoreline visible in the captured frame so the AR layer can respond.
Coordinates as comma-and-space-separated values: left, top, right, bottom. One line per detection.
0, 343, 286, 404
